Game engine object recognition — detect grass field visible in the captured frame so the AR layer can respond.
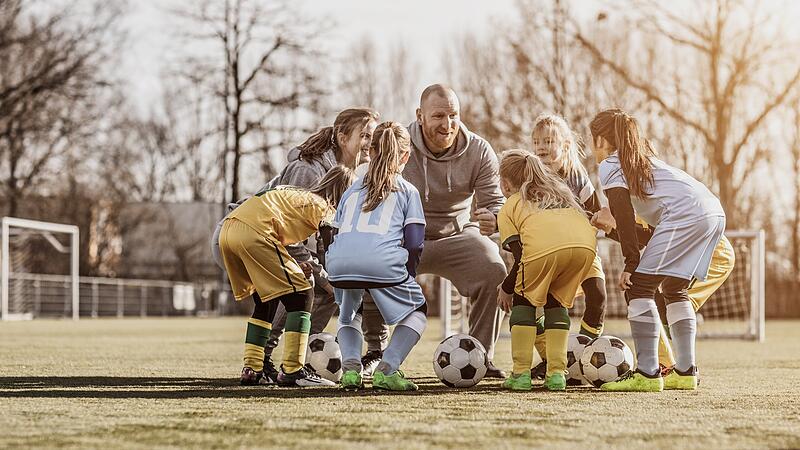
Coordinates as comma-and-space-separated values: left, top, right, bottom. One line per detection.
1, 318, 799, 449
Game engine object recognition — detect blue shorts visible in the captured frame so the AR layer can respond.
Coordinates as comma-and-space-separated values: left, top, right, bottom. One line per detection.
335, 277, 426, 326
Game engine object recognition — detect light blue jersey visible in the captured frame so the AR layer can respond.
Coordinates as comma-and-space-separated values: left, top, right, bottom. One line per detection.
599, 154, 724, 227
326, 175, 426, 284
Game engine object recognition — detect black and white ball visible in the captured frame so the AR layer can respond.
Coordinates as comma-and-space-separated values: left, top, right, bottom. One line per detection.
433, 334, 488, 388
306, 332, 342, 382
579, 335, 634, 388
566, 333, 593, 384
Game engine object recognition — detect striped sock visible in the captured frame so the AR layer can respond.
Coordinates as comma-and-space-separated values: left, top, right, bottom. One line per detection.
510, 305, 538, 375
579, 319, 603, 339
283, 311, 311, 374
243, 318, 271, 372
544, 307, 570, 377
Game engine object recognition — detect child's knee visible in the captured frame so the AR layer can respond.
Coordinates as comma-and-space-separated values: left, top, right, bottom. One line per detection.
510, 304, 537, 328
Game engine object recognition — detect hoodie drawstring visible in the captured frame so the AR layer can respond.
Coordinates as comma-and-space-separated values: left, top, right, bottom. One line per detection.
423, 157, 430, 202
446, 161, 452, 193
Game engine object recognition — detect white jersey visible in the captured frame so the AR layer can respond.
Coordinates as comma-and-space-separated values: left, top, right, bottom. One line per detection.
326, 174, 426, 284
598, 154, 724, 227
563, 168, 596, 205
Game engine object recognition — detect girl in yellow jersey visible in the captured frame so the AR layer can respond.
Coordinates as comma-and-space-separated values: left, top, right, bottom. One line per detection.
219, 166, 355, 387
496, 150, 597, 391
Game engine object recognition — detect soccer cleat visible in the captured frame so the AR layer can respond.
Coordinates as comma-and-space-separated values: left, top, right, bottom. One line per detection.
361, 350, 383, 378
240, 367, 273, 386
664, 366, 699, 390
530, 361, 547, 380
340, 370, 364, 391
372, 370, 418, 391
600, 369, 664, 392
263, 358, 279, 382
659, 363, 673, 378
544, 372, 566, 391
277, 365, 336, 387
502, 372, 532, 391
485, 361, 507, 379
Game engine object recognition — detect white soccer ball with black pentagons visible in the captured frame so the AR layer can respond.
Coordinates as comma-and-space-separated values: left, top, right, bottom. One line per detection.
579, 335, 634, 388
305, 332, 342, 382
566, 333, 593, 385
433, 334, 488, 388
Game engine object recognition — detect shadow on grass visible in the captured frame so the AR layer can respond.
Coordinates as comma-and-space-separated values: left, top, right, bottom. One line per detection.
0, 376, 520, 399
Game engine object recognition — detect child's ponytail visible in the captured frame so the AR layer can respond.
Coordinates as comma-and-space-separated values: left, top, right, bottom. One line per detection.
362, 122, 410, 212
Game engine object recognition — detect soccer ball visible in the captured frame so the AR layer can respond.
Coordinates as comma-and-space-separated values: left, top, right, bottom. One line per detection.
433, 334, 488, 388
579, 335, 634, 388
306, 332, 342, 382
566, 333, 593, 384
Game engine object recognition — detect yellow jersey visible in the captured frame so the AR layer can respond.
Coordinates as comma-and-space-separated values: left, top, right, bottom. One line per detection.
498, 192, 597, 262
227, 186, 332, 246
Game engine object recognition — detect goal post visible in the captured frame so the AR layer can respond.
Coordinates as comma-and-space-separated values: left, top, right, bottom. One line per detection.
1, 217, 79, 321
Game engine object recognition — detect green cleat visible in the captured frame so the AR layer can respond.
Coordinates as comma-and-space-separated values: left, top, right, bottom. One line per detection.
372, 370, 418, 391
502, 372, 532, 391
601, 369, 664, 392
340, 369, 364, 391
664, 366, 698, 390
544, 372, 566, 391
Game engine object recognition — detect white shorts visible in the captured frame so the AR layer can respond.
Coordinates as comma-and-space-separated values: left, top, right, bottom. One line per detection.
638, 215, 726, 281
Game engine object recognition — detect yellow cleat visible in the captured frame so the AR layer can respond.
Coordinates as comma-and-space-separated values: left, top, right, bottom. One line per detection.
601, 369, 664, 392
664, 366, 698, 390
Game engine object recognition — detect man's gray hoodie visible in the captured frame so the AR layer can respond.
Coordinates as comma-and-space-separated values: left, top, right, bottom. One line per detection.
403, 121, 505, 240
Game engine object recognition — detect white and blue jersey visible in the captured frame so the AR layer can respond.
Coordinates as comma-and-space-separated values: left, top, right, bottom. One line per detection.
599, 153, 726, 281
326, 175, 426, 284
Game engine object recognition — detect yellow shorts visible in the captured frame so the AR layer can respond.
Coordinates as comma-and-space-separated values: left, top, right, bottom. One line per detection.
690, 234, 735, 310
574, 253, 604, 298
516, 247, 596, 308
219, 218, 311, 302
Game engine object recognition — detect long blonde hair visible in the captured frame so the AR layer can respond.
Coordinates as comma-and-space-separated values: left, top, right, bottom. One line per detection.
309, 165, 356, 208
362, 122, 410, 212
531, 113, 588, 180
499, 149, 582, 211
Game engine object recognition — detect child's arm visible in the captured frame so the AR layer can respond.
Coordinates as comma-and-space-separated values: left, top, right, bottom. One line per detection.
500, 239, 522, 295
604, 187, 641, 274
403, 223, 425, 277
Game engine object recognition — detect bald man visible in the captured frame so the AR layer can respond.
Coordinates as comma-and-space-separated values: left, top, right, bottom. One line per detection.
403, 84, 507, 377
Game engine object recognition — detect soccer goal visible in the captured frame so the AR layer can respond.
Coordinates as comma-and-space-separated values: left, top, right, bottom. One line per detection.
1, 217, 79, 321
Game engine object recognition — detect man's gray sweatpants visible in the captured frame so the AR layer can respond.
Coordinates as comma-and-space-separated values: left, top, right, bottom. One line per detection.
417, 226, 507, 359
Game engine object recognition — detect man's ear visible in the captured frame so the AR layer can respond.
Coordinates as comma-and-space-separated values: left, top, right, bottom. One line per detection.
416, 108, 422, 124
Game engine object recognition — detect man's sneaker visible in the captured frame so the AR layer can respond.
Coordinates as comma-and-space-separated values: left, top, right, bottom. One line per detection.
240, 367, 271, 386
277, 366, 336, 387
530, 361, 547, 380
361, 350, 383, 378
263, 358, 279, 382
372, 370, 418, 391
485, 361, 507, 379
600, 369, 664, 392
502, 372, 532, 391
340, 370, 364, 391
544, 372, 566, 391
664, 366, 699, 390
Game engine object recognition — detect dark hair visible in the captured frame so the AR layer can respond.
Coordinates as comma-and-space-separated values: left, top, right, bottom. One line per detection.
297, 108, 379, 165
589, 108, 656, 198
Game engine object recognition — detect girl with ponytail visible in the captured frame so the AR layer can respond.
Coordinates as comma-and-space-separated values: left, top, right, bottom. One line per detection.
496, 150, 597, 392
589, 108, 726, 392
325, 122, 428, 392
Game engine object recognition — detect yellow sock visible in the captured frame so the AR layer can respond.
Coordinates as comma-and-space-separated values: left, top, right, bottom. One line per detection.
657, 323, 676, 367
545, 329, 569, 377
511, 325, 537, 375
579, 319, 603, 338
283, 311, 311, 373
243, 318, 271, 371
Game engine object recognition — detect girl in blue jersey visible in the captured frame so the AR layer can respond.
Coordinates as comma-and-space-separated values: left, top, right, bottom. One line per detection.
326, 121, 427, 392
589, 108, 725, 392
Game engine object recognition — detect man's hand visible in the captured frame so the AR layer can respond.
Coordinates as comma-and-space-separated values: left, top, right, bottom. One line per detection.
618, 271, 632, 291
475, 208, 497, 236
591, 207, 616, 233
299, 261, 313, 279
497, 287, 512, 313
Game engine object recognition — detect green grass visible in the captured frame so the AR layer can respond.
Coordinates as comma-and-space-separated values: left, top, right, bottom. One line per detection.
1, 318, 799, 449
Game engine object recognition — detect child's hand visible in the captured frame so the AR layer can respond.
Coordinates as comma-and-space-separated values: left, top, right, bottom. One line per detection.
591, 207, 616, 233
618, 271, 632, 291
497, 287, 512, 313
475, 208, 497, 236
299, 261, 313, 279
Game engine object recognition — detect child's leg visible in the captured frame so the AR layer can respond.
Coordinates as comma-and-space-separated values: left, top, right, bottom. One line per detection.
509, 294, 538, 376
654, 290, 677, 368
533, 314, 546, 361
543, 294, 570, 378
625, 273, 665, 376
661, 277, 695, 372
376, 304, 427, 375
579, 277, 606, 338
279, 289, 314, 374
244, 292, 278, 372
335, 288, 366, 373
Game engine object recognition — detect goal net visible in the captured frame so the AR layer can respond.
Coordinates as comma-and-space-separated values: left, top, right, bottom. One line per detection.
1, 217, 79, 320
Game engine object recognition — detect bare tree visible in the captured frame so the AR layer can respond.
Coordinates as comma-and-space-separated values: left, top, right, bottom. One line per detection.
171, 0, 329, 203
573, 0, 800, 227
